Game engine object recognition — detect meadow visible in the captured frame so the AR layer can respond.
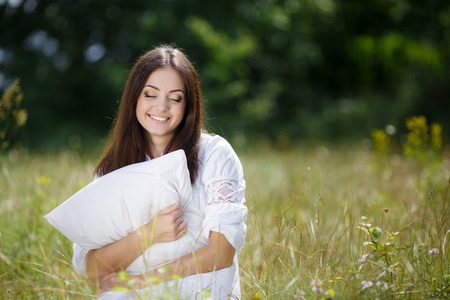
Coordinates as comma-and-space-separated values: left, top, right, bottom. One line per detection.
0, 139, 449, 299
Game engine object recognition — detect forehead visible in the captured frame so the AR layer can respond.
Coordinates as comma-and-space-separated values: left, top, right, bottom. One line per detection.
145, 68, 185, 91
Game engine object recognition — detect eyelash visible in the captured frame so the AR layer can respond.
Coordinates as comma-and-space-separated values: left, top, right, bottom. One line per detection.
170, 98, 182, 103
144, 93, 182, 103
144, 93, 156, 98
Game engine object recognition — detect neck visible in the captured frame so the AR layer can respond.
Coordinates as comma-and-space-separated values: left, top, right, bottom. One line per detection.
147, 136, 171, 158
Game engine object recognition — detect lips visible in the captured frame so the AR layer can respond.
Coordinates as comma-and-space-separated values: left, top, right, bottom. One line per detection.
149, 114, 169, 122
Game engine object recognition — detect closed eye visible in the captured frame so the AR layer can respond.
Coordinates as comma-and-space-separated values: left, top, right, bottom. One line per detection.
144, 93, 156, 98
170, 97, 182, 103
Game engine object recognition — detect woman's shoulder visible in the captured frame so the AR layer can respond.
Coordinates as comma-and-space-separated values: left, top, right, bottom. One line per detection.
199, 132, 234, 157
198, 132, 244, 184
198, 132, 242, 167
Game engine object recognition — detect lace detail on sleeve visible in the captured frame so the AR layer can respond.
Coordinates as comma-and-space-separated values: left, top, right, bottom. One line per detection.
206, 179, 245, 205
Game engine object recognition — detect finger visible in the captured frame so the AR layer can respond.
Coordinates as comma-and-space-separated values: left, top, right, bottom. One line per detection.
177, 221, 188, 234
99, 272, 116, 285
170, 206, 184, 218
159, 201, 180, 215
177, 225, 188, 238
98, 273, 118, 293
173, 212, 185, 225
177, 220, 187, 231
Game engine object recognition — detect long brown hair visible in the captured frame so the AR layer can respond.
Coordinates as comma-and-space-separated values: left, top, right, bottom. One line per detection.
95, 44, 203, 183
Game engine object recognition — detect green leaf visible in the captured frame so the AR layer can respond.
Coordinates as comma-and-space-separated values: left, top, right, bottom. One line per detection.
358, 226, 370, 235
364, 241, 379, 250
371, 227, 382, 239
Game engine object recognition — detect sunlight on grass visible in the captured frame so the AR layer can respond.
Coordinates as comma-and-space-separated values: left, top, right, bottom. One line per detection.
1, 143, 449, 299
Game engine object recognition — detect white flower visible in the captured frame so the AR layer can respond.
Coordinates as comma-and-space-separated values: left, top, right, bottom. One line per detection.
359, 253, 369, 264
310, 278, 323, 286
293, 290, 306, 299
310, 278, 323, 293
376, 281, 388, 290
361, 280, 373, 290
428, 248, 439, 255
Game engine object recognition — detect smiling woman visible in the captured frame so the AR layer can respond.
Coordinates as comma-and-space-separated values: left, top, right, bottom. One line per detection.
136, 68, 187, 158
69, 44, 248, 300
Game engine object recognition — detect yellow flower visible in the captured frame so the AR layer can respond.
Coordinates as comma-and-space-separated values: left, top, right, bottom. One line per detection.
371, 129, 390, 155
252, 291, 263, 299
14, 109, 28, 127
431, 123, 442, 151
36, 176, 52, 185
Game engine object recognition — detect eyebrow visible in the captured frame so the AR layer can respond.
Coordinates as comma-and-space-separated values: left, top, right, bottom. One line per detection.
145, 85, 185, 94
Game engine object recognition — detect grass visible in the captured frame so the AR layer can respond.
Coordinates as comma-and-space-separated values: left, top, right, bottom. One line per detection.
0, 142, 449, 299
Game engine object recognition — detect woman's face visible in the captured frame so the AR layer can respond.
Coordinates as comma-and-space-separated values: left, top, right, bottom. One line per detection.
136, 67, 186, 147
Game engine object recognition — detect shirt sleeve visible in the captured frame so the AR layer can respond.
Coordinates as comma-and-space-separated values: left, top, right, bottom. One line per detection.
201, 136, 248, 254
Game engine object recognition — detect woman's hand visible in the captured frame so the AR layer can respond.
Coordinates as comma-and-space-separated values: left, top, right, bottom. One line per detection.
98, 272, 161, 295
97, 272, 120, 295
86, 202, 187, 285
97, 272, 144, 295
144, 201, 188, 244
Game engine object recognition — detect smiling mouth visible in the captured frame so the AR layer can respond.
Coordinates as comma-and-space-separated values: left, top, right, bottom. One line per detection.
150, 115, 169, 122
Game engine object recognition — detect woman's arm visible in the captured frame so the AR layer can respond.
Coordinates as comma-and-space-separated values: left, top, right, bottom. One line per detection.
85, 202, 187, 284
167, 231, 236, 276
98, 231, 235, 294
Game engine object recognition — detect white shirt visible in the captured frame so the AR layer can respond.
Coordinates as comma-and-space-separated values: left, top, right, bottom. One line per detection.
72, 133, 247, 299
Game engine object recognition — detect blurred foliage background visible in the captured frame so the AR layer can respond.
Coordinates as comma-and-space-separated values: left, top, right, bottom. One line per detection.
0, 0, 449, 150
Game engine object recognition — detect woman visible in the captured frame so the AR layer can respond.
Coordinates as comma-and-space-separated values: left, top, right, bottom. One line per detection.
72, 44, 247, 299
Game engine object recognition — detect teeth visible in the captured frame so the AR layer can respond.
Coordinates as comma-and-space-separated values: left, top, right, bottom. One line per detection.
150, 115, 168, 121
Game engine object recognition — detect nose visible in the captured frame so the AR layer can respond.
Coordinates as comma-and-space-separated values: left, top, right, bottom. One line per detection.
155, 96, 168, 112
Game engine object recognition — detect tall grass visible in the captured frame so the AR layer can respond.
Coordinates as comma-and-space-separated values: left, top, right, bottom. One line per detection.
1, 143, 449, 299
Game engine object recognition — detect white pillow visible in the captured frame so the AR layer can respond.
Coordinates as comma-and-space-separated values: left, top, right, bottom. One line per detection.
44, 149, 206, 274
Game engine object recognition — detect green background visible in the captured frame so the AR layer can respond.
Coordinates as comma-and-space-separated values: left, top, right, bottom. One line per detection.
1, 0, 449, 149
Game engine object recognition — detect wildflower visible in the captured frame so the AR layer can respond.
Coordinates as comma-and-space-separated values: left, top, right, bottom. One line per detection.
404, 115, 429, 160
328, 279, 334, 283
336, 277, 342, 280
361, 280, 373, 290
428, 248, 439, 256
417, 243, 426, 252
311, 278, 323, 293
371, 129, 390, 155
252, 291, 263, 299
37, 176, 52, 185
431, 123, 442, 151
326, 289, 336, 298
293, 290, 306, 299
359, 253, 369, 264
376, 281, 388, 290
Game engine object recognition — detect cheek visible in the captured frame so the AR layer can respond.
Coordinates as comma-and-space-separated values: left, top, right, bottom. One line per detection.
180, 103, 187, 118
136, 98, 146, 114
135, 99, 146, 123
